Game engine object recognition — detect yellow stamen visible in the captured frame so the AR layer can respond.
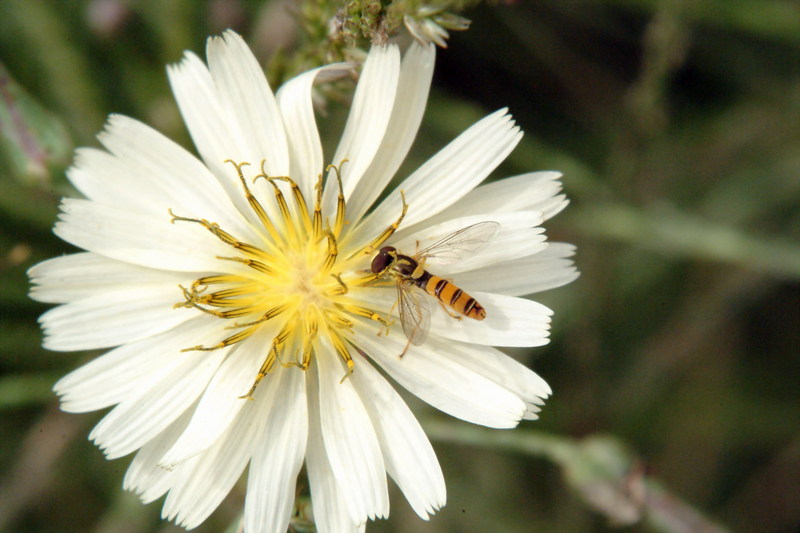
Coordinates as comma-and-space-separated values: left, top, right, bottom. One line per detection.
170, 159, 407, 398
327, 160, 348, 238
254, 160, 298, 248
225, 159, 283, 245
349, 190, 408, 260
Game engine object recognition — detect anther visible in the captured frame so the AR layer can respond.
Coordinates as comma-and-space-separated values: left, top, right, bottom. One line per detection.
326, 160, 348, 237
321, 230, 339, 273
254, 160, 298, 244
352, 190, 408, 260
329, 273, 348, 295
224, 159, 283, 244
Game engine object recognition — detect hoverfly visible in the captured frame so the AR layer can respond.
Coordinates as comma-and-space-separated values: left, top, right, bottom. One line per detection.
370, 221, 500, 349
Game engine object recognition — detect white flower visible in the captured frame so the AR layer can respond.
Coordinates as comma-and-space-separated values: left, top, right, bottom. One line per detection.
29, 31, 577, 533
404, 9, 470, 48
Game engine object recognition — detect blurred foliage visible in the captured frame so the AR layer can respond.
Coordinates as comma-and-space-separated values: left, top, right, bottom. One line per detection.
1, 1, 799, 533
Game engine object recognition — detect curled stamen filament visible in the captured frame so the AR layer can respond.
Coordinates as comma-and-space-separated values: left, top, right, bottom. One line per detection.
168, 159, 409, 397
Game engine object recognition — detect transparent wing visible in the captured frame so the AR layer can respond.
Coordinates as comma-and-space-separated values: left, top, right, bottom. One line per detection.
417, 221, 500, 266
397, 280, 431, 346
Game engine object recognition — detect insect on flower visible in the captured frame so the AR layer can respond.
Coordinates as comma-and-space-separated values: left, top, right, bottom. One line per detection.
370, 218, 500, 350
28, 30, 578, 533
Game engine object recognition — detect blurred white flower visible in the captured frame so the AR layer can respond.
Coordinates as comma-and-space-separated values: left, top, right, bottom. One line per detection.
29, 30, 577, 533
404, 9, 470, 48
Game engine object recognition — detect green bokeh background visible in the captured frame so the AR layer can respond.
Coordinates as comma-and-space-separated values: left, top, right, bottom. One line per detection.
1, 1, 798, 532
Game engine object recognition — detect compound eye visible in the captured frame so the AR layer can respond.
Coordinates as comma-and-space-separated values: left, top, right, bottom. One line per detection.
370, 247, 395, 273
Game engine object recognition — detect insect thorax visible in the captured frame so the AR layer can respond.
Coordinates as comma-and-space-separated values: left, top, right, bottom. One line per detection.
392, 254, 421, 278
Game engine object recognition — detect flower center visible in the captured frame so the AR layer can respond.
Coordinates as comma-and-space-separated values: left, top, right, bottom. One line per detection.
290, 254, 323, 303
169, 159, 407, 398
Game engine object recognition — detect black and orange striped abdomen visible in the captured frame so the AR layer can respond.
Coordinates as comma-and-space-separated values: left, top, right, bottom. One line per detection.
421, 274, 486, 320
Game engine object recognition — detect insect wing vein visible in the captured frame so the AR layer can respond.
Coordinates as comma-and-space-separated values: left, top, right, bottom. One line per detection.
398, 281, 430, 346
419, 221, 501, 265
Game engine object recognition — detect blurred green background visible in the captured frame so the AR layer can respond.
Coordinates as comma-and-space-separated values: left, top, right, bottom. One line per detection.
1, 1, 799, 532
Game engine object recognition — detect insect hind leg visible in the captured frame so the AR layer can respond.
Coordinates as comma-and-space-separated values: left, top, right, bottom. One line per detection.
436, 298, 464, 320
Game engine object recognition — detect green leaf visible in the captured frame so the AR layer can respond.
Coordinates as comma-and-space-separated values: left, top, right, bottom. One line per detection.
0, 373, 56, 409
422, 420, 732, 532
0, 62, 72, 186
568, 202, 800, 278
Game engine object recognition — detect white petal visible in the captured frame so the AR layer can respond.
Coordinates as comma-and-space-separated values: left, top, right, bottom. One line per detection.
124, 408, 193, 503
347, 42, 436, 222
205, 30, 289, 176
434, 341, 551, 406
54, 198, 233, 272
244, 369, 308, 533
357, 329, 526, 428
158, 326, 276, 466
162, 442, 241, 529
391, 210, 546, 275
40, 284, 193, 351
167, 45, 273, 219
429, 291, 552, 347
456, 243, 579, 296
405, 171, 568, 233
449, 226, 547, 274
89, 348, 229, 459
326, 45, 401, 206
315, 346, 389, 523
349, 351, 445, 520
54, 315, 225, 413
163, 368, 294, 529
28, 252, 185, 304
168, 51, 236, 182
68, 147, 160, 212
93, 115, 258, 241
351, 286, 551, 348
354, 108, 522, 240
276, 62, 353, 200
523, 403, 544, 420
306, 367, 365, 533
354, 283, 551, 353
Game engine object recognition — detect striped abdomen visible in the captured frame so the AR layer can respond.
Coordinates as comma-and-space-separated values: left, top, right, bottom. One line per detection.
415, 271, 486, 320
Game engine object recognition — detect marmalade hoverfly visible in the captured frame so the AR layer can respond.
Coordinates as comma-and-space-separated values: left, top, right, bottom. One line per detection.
370, 221, 500, 348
